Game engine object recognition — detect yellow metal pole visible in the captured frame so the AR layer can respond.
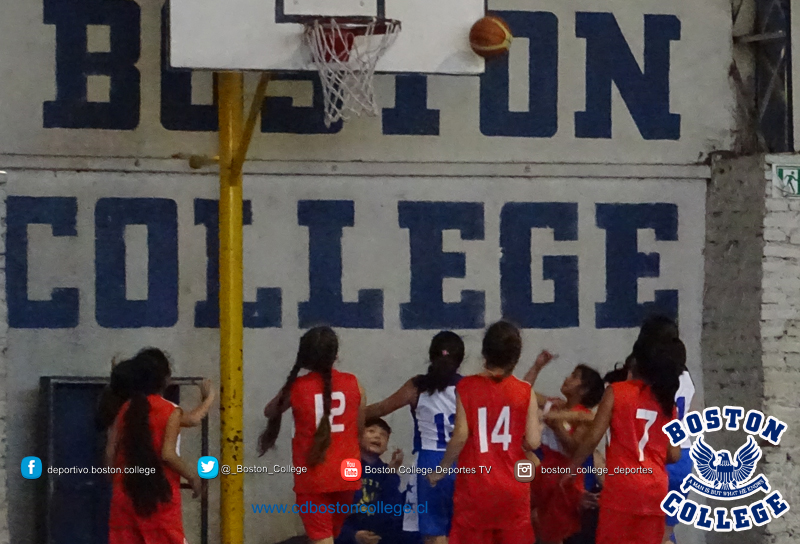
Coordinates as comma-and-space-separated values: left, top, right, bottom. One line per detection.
231, 73, 271, 180
217, 71, 245, 544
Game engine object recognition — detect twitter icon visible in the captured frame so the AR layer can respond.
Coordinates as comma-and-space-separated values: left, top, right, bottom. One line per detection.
198, 456, 219, 479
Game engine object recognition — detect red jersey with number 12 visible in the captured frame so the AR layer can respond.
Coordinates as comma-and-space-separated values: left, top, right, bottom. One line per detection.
290, 369, 361, 494
453, 374, 532, 529
601, 379, 677, 515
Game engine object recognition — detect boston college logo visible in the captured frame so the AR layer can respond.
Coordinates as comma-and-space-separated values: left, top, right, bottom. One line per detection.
660, 406, 789, 531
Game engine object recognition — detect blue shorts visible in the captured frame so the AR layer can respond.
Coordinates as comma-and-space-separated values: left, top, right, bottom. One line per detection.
666, 448, 693, 527
416, 450, 455, 536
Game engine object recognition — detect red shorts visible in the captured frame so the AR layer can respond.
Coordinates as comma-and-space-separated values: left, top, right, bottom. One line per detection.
530, 461, 583, 542
596, 507, 664, 544
295, 490, 356, 540
109, 527, 186, 544
449, 514, 534, 544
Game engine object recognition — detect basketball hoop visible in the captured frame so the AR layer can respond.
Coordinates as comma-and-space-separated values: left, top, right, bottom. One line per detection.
302, 17, 400, 127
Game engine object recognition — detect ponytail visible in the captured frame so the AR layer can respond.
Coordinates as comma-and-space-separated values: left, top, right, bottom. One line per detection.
258, 359, 303, 457
258, 326, 339, 459
307, 367, 333, 466
413, 331, 465, 394
121, 394, 172, 517
96, 357, 142, 431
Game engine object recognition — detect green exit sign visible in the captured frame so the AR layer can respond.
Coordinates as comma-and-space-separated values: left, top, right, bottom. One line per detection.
774, 165, 800, 196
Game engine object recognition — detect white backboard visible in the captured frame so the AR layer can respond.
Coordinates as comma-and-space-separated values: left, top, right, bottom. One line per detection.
169, 0, 486, 73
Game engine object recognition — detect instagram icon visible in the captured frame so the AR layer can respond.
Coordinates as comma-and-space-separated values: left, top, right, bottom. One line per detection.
515, 460, 534, 482
341, 459, 362, 481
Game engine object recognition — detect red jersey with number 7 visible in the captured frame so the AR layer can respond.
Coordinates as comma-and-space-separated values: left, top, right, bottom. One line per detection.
290, 369, 361, 494
452, 374, 532, 529
601, 379, 677, 515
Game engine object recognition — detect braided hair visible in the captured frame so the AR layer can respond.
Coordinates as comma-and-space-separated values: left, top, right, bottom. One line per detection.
258, 326, 339, 465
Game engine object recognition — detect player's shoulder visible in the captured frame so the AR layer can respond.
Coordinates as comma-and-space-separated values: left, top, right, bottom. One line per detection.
457, 373, 491, 389
610, 379, 638, 394
507, 375, 531, 389
678, 370, 695, 389
608, 380, 638, 405
455, 374, 482, 396
149, 394, 180, 417
458, 374, 482, 386
332, 368, 357, 380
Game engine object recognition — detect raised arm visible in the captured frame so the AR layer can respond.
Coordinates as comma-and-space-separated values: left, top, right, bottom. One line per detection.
181, 379, 216, 428
365, 378, 418, 419
522, 350, 556, 406
544, 410, 594, 424
571, 387, 614, 465
524, 389, 542, 451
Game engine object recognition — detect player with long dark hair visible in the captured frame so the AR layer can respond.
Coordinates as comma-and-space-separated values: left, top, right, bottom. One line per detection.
427, 321, 541, 544
570, 337, 684, 544
366, 331, 465, 544
260, 326, 366, 544
635, 315, 700, 544
97, 353, 216, 432
106, 348, 202, 544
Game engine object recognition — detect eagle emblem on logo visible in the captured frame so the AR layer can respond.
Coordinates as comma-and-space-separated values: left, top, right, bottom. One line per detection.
691, 435, 761, 490
682, 435, 770, 500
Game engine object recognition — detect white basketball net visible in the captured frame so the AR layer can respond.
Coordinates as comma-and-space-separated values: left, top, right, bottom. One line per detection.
304, 18, 400, 127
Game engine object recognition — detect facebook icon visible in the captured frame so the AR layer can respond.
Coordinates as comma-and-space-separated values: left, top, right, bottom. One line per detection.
21, 457, 42, 479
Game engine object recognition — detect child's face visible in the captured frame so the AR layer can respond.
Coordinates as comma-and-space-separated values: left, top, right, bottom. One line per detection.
361, 425, 390, 456
560, 369, 585, 400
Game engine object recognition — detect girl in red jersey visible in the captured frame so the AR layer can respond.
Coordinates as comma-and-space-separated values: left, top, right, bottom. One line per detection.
427, 321, 540, 544
570, 337, 684, 544
259, 327, 366, 544
106, 349, 203, 544
97, 355, 216, 431
524, 357, 605, 544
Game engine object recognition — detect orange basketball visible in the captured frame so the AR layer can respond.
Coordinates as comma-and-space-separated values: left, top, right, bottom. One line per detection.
469, 16, 512, 58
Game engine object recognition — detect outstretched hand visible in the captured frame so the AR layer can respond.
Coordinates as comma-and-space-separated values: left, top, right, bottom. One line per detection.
533, 350, 557, 370
199, 378, 215, 401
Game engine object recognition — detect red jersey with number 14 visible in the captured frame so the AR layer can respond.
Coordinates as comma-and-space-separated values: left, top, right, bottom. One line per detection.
601, 379, 677, 515
453, 374, 532, 529
290, 369, 361, 494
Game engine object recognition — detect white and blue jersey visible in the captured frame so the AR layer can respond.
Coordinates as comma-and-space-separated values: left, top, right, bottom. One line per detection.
674, 370, 695, 449
409, 374, 461, 537
666, 370, 696, 527
413, 376, 460, 452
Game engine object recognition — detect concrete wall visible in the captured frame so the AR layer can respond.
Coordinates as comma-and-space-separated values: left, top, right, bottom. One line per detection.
2, 167, 709, 544
700, 153, 800, 543
760, 156, 800, 543
703, 155, 766, 544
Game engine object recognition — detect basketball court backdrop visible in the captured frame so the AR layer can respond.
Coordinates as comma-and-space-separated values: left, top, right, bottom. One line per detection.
0, 0, 734, 542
